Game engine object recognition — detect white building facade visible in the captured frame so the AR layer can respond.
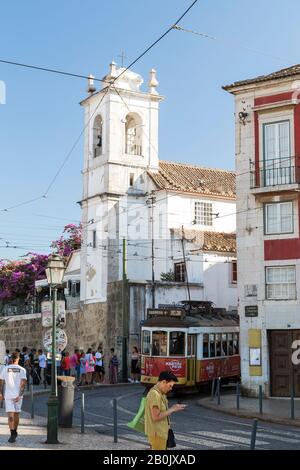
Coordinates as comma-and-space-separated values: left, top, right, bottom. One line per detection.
79, 63, 237, 329
224, 64, 300, 397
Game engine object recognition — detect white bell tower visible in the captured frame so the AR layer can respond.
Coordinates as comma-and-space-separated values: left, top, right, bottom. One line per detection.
79, 63, 163, 303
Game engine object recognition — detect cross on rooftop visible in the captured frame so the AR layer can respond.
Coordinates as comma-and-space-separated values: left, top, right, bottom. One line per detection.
118, 50, 128, 67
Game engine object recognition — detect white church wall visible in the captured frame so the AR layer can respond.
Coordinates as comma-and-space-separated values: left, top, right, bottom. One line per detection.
166, 193, 235, 233
202, 253, 237, 310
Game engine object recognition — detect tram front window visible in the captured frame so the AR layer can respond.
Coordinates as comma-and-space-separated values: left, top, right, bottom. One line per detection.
228, 333, 233, 355
209, 334, 215, 357
203, 334, 209, 358
152, 331, 167, 356
142, 330, 151, 355
169, 331, 185, 356
233, 333, 239, 355
222, 334, 228, 356
215, 334, 221, 356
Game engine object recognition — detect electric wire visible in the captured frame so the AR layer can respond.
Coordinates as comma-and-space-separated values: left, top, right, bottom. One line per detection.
0, 58, 108, 83
0, 0, 199, 213
173, 25, 294, 64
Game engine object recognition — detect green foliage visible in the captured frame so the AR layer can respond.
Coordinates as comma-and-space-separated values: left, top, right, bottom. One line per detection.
160, 270, 175, 282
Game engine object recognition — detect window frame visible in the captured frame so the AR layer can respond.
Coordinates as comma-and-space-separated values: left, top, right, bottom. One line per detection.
169, 331, 186, 356
265, 265, 296, 300
262, 120, 292, 186
231, 260, 237, 285
151, 330, 168, 357
263, 120, 291, 162
264, 201, 294, 235
174, 262, 186, 283
142, 330, 151, 356
194, 201, 213, 226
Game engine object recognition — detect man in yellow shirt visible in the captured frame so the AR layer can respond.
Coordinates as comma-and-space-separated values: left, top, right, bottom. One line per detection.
145, 370, 186, 450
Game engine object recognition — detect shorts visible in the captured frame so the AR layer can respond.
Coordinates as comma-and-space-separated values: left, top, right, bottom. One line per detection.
95, 365, 104, 373
5, 398, 23, 413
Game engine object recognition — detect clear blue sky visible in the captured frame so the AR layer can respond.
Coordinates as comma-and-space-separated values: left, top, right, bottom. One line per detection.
0, 0, 299, 260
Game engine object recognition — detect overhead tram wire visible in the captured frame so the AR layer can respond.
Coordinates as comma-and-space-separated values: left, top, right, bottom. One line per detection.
0, 59, 108, 84
173, 25, 294, 64
0, 0, 199, 213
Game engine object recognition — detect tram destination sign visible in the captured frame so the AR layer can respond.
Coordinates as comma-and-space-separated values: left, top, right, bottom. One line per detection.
147, 308, 185, 318
245, 305, 258, 317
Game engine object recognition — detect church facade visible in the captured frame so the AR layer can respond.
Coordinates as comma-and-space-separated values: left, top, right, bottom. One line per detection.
78, 63, 237, 364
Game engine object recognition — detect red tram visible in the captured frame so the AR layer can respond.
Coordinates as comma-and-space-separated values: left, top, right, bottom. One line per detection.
140, 302, 240, 389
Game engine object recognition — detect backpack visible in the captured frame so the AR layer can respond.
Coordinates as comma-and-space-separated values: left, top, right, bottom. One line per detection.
19, 353, 25, 368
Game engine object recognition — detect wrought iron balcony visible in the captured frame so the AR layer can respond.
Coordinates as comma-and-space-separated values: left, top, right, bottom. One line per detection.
250, 157, 300, 189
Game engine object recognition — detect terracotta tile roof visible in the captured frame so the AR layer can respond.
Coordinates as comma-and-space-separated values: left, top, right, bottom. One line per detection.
223, 64, 300, 91
148, 161, 235, 198
170, 228, 236, 254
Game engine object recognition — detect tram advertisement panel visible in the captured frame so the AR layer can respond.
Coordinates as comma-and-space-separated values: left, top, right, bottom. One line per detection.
141, 357, 186, 378
199, 356, 240, 381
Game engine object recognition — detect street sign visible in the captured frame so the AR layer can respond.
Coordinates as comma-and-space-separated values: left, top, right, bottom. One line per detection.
43, 328, 68, 353
41, 301, 52, 327
57, 300, 66, 327
245, 305, 258, 317
147, 308, 185, 318
41, 300, 66, 327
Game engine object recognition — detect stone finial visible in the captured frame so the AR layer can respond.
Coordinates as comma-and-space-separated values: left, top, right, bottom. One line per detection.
109, 61, 117, 77
87, 74, 96, 94
148, 68, 159, 95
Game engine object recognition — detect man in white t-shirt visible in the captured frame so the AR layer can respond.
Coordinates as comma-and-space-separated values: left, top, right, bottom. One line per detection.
38, 349, 47, 386
0, 351, 27, 443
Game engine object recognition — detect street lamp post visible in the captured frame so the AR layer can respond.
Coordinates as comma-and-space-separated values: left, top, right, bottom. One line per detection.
45, 253, 65, 444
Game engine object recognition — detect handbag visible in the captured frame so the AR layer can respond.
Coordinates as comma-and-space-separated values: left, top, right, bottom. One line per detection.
167, 428, 176, 448
127, 397, 145, 434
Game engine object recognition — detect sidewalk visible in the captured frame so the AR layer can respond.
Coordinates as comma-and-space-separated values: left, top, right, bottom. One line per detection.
198, 393, 300, 427
0, 382, 145, 450
0, 407, 145, 450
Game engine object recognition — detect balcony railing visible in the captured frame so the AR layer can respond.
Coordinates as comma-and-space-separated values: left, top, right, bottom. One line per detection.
126, 144, 142, 156
250, 157, 300, 189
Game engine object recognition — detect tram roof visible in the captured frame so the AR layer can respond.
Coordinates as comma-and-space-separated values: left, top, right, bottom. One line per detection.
141, 312, 239, 328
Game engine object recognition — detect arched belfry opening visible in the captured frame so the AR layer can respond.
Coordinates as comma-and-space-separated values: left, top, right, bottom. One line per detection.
93, 115, 103, 157
125, 113, 143, 156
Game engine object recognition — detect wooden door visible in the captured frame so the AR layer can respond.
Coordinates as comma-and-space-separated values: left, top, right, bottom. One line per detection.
269, 330, 300, 397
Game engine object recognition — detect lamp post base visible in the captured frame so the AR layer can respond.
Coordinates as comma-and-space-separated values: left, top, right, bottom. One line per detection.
46, 394, 59, 444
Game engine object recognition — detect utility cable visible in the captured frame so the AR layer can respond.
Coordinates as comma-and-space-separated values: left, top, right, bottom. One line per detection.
0, 58, 108, 84
0, 0, 199, 213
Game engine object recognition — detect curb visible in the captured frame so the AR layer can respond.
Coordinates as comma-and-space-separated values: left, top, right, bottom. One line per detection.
197, 399, 300, 428
24, 382, 142, 397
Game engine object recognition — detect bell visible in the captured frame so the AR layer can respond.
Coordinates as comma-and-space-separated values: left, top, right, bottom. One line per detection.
96, 134, 102, 147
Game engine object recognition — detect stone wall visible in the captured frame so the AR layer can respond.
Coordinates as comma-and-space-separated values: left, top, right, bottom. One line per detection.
0, 302, 107, 355
106, 280, 126, 373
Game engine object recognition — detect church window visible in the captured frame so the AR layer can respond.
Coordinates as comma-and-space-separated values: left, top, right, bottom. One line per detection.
129, 173, 134, 187
92, 230, 97, 248
93, 115, 103, 158
125, 113, 142, 156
